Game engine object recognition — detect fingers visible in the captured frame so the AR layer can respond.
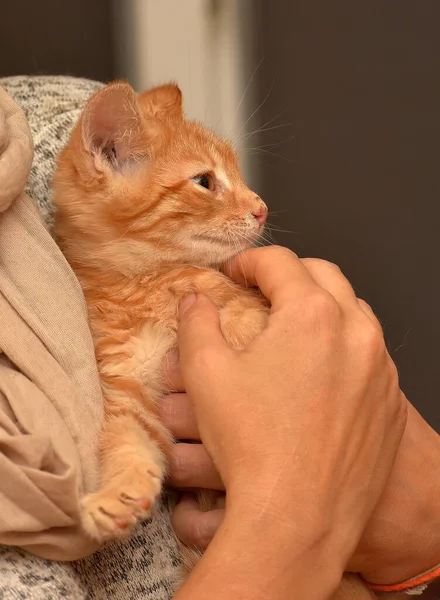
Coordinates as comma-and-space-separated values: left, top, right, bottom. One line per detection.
301, 258, 383, 329
168, 443, 225, 491
159, 394, 200, 440
358, 298, 383, 330
163, 348, 185, 392
301, 258, 359, 311
178, 294, 232, 382
171, 494, 224, 548
224, 246, 318, 311
225, 247, 382, 327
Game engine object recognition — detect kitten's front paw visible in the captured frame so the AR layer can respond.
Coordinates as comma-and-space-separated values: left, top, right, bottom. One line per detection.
80, 466, 163, 543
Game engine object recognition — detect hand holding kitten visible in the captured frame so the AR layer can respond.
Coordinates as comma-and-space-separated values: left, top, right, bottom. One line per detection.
164, 247, 440, 591
168, 246, 406, 598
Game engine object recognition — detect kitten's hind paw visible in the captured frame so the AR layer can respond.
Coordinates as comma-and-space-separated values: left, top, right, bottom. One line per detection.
80, 470, 163, 543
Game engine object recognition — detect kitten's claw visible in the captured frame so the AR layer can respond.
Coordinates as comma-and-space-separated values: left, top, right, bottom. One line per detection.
80, 468, 163, 542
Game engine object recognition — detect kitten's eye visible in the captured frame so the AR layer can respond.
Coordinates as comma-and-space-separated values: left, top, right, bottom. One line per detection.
191, 173, 214, 191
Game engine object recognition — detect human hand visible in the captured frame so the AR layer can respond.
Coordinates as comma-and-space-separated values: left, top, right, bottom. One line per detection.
163, 250, 440, 589
162, 387, 440, 588
169, 246, 406, 574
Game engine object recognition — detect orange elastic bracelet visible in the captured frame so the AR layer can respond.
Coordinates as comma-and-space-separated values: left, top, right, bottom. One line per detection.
365, 563, 440, 595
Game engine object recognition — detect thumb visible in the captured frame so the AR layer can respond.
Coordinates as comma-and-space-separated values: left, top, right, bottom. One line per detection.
178, 294, 230, 376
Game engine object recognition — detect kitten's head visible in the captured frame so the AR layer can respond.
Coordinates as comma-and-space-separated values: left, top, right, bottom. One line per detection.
53, 81, 267, 274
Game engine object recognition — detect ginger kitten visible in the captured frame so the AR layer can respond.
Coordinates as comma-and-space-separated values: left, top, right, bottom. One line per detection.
53, 81, 269, 536
53, 81, 377, 599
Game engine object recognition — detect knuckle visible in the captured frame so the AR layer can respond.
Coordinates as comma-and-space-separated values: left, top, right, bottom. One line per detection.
303, 258, 341, 274
357, 298, 372, 312
362, 320, 385, 353
352, 319, 386, 364
260, 245, 298, 262
303, 290, 341, 327
320, 259, 342, 275
387, 359, 400, 385
396, 392, 408, 428
388, 365, 403, 404
384, 372, 406, 432
392, 392, 406, 423
301, 257, 320, 270
358, 299, 382, 328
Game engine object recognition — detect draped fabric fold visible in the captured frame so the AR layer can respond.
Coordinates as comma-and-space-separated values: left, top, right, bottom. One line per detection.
0, 86, 102, 560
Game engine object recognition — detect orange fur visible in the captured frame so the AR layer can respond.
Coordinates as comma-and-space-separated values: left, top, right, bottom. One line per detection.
52, 81, 378, 598
52, 80, 269, 541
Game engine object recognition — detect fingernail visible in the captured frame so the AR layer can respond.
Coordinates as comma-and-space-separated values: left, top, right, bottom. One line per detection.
179, 294, 197, 316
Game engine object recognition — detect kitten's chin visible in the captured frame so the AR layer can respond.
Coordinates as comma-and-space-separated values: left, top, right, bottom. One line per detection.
202, 241, 257, 270
186, 226, 263, 269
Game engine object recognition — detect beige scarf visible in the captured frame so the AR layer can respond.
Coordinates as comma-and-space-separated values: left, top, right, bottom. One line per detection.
0, 87, 102, 560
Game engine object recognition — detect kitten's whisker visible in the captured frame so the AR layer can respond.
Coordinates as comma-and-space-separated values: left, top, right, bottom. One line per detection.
243, 122, 293, 141
259, 231, 277, 245
232, 57, 265, 130
232, 233, 259, 289
238, 248, 248, 289
268, 210, 289, 216
265, 223, 297, 235
227, 232, 248, 288
247, 148, 295, 164
243, 109, 289, 141
239, 237, 254, 288
235, 78, 276, 142
244, 136, 295, 152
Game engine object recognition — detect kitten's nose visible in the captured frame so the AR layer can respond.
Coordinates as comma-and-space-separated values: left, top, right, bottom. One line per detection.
252, 207, 268, 226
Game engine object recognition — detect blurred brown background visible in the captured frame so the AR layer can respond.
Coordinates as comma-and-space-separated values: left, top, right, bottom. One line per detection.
0, 0, 114, 81
1, 0, 439, 430
251, 1, 440, 432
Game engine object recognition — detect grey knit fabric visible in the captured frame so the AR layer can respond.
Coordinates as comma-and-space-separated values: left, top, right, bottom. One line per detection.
0, 547, 88, 600
0, 75, 104, 227
0, 75, 180, 600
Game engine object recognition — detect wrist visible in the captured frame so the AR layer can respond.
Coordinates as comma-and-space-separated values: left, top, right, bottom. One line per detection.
176, 500, 343, 600
226, 466, 368, 572
353, 402, 440, 584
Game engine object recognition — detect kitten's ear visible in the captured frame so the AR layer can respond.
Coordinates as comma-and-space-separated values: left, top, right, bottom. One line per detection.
138, 83, 183, 120
81, 82, 146, 173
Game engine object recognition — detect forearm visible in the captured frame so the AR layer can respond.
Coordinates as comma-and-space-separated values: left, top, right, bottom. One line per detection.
174, 507, 342, 600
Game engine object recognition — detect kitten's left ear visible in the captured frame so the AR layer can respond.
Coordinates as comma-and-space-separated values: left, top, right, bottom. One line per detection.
138, 83, 183, 120
81, 81, 147, 174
